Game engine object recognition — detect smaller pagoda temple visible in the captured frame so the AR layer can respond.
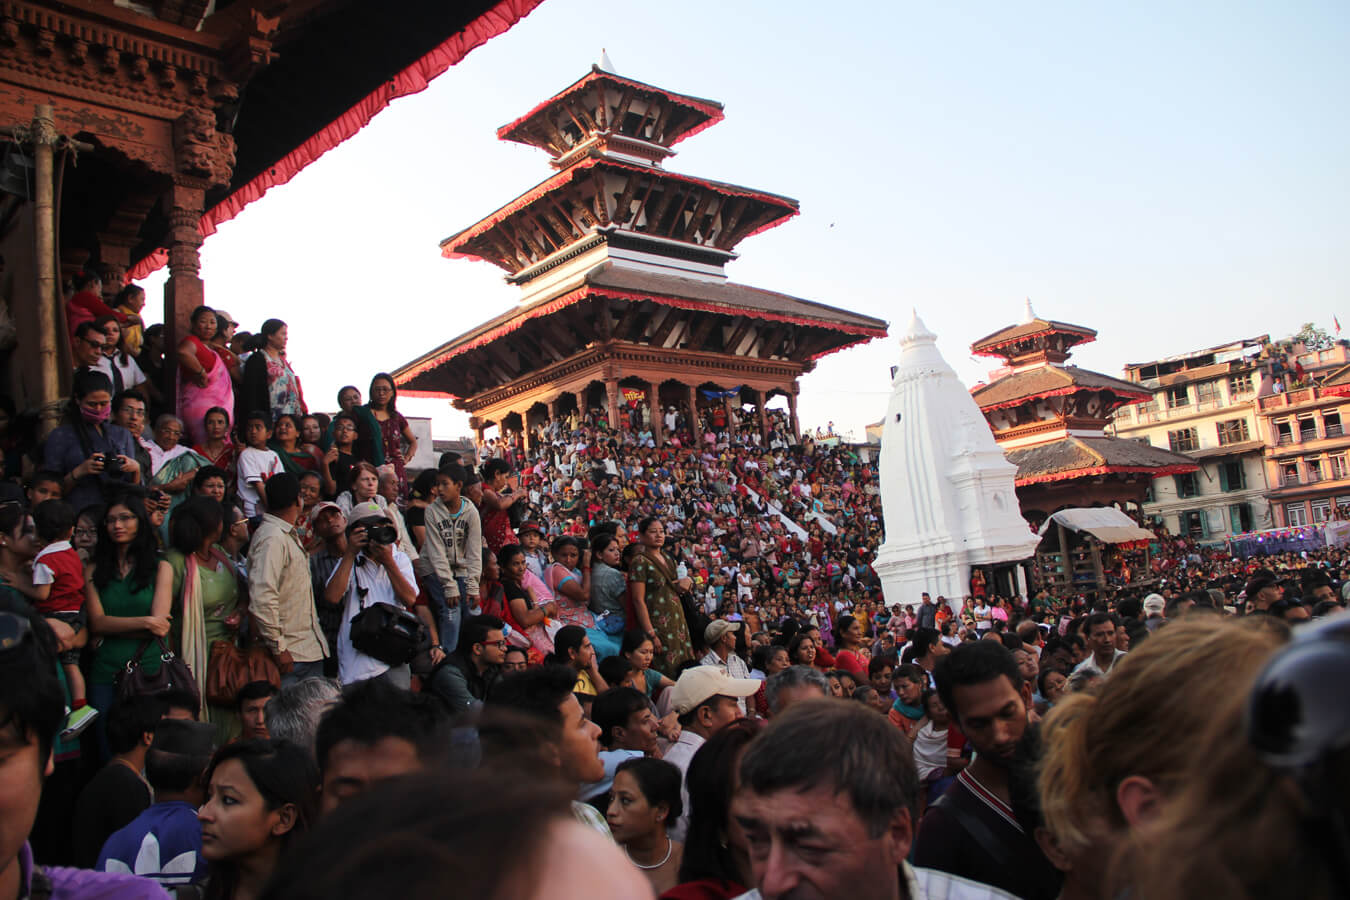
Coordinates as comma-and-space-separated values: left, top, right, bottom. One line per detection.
971, 301, 1197, 524
394, 60, 887, 443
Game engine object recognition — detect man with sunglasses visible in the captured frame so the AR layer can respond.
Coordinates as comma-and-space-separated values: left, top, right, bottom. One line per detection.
71, 322, 123, 395
428, 614, 506, 711
0, 600, 168, 898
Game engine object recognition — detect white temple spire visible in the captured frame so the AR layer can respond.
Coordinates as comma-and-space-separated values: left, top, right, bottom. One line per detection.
873, 309, 1039, 612
598, 49, 616, 73
1021, 297, 1037, 324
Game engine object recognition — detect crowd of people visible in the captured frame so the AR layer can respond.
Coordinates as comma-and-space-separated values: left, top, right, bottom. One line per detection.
0, 287, 1346, 899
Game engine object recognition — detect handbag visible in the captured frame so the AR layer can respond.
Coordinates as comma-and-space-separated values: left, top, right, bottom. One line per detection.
205, 640, 280, 707
115, 636, 201, 711
349, 568, 426, 667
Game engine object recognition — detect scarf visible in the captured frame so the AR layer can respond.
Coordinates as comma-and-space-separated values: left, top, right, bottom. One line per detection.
181, 547, 231, 706
891, 698, 923, 720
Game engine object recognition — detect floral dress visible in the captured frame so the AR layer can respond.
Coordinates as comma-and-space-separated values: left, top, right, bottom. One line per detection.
628, 549, 694, 672
265, 352, 306, 423
375, 409, 410, 502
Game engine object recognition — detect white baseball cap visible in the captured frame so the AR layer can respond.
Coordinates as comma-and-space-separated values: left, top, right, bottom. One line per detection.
670, 665, 760, 715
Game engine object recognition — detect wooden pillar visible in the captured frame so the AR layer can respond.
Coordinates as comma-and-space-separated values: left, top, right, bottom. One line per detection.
30, 105, 62, 437
787, 386, 800, 439
687, 383, 700, 437
605, 378, 621, 430
648, 380, 663, 446
723, 391, 736, 435
757, 389, 769, 444
163, 181, 205, 410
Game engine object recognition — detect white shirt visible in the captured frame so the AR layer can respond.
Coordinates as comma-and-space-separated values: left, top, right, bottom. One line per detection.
236, 447, 283, 516
734, 862, 1018, 900
1073, 648, 1127, 679
700, 649, 752, 715
331, 548, 416, 685
662, 730, 706, 844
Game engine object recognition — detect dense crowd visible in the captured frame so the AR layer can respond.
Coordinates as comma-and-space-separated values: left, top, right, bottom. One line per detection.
0, 286, 1347, 900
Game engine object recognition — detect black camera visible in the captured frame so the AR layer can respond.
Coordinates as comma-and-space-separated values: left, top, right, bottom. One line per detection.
366, 523, 398, 546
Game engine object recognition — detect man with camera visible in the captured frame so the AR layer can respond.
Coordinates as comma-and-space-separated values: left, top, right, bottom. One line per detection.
324, 501, 419, 687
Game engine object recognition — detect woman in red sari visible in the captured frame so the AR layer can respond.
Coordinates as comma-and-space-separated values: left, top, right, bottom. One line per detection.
193, 406, 236, 474
479, 457, 525, 554
175, 306, 234, 447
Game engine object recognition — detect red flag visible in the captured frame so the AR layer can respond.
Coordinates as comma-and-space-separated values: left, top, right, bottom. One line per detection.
1336, 316, 1342, 335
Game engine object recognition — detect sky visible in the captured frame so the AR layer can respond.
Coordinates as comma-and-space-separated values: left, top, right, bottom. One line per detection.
134, 0, 1350, 441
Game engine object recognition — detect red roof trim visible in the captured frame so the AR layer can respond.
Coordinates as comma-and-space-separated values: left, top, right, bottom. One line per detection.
976, 383, 1151, 412
441, 158, 798, 259
398, 389, 456, 400
496, 70, 725, 147
128, 0, 544, 282
971, 327, 1097, 358
1015, 463, 1197, 487
395, 286, 886, 386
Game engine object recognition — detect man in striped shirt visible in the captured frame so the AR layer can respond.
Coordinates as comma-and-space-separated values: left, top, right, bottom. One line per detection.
913, 641, 1061, 900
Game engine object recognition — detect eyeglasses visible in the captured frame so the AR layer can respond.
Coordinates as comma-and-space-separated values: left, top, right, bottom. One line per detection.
73, 527, 98, 538
0, 611, 34, 651
484, 639, 509, 650
105, 513, 137, 525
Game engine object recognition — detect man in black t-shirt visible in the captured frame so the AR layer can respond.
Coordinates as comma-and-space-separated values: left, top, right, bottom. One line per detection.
70, 694, 165, 867
913, 641, 1061, 900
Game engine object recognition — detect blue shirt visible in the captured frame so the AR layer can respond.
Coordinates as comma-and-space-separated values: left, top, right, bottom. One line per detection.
97, 801, 206, 889
43, 422, 138, 511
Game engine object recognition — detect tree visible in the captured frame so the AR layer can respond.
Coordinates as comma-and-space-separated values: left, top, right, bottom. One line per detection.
1290, 322, 1333, 352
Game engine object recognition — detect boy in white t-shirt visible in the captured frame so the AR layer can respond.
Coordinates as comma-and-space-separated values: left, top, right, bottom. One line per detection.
236, 411, 283, 516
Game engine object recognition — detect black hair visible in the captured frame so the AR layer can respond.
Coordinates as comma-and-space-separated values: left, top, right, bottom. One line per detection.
203, 739, 317, 900
893, 663, 925, 686
32, 499, 75, 543
591, 686, 649, 749
1084, 612, 1117, 634
437, 461, 467, 485
867, 654, 895, 678
25, 470, 62, 491
496, 544, 525, 574
92, 493, 159, 592
1000, 632, 1025, 652
314, 678, 452, 778
0, 598, 66, 762
484, 665, 576, 738
145, 719, 216, 793
1037, 665, 1067, 699
549, 535, 578, 557
481, 458, 511, 482
591, 531, 619, 559
105, 694, 167, 755
263, 472, 301, 512
741, 700, 917, 838
243, 410, 272, 430
367, 372, 398, 415
678, 718, 764, 884
909, 626, 941, 660
238, 680, 279, 706
410, 469, 437, 501
786, 631, 817, 664
259, 318, 286, 339
615, 756, 684, 825
934, 640, 1024, 722
169, 496, 224, 555
192, 465, 228, 492
597, 654, 633, 690
111, 389, 147, 416
621, 630, 652, 656
460, 614, 505, 653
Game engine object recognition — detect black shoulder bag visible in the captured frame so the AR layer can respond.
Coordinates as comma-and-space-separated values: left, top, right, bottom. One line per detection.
348, 564, 426, 667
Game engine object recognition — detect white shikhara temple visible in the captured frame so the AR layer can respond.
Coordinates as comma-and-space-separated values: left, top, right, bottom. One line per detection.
874, 311, 1039, 610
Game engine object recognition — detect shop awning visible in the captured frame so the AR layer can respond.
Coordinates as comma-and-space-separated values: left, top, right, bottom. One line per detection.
1038, 508, 1155, 544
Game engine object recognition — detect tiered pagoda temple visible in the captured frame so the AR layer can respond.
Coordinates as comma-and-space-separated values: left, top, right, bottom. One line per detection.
394, 62, 888, 444
971, 301, 1197, 524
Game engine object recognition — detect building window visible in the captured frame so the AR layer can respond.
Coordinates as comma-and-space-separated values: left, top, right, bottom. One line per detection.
1175, 472, 1200, 498
1332, 454, 1349, 481
1281, 461, 1300, 486
1230, 373, 1254, 396
1137, 398, 1159, 423
1196, 381, 1220, 406
1216, 419, 1249, 445
1165, 386, 1190, 409
1218, 460, 1245, 492
1285, 503, 1308, 526
1276, 421, 1293, 445
1311, 499, 1332, 522
1326, 411, 1343, 437
1168, 428, 1199, 452
1299, 417, 1319, 442
1306, 457, 1323, 482
1181, 509, 1206, 538
1229, 503, 1253, 533
1132, 436, 1151, 447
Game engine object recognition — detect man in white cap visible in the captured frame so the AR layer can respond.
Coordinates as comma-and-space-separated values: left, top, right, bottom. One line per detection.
701, 619, 753, 712
1142, 593, 1166, 632
662, 665, 760, 842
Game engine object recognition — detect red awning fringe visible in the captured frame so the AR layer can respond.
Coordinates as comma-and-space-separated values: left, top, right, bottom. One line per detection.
972, 327, 1097, 358
1015, 463, 1198, 487
395, 286, 887, 385
398, 389, 456, 399
976, 383, 1150, 412
128, 0, 544, 282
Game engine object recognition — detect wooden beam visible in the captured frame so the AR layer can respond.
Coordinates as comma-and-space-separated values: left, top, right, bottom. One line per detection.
594, 84, 608, 130
564, 96, 597, 132
646, 187, 681, 238
681, 190, 715, 242
593, 297, 614, 340
685, 313, 719, 351
713, 197, 748, 249
650, 100, 674, 144
613, 88, 637, 132
631, 176, 661, 230
648, 306, 684, 347
612, 300, 644, 342
611, 172, 639, 225
723, 316, 754, 355
549, 200, 585, 239
590, 171, 612, 226
542, 116, 571, 152
755, 326, 786, 359
528, 211, 564, 253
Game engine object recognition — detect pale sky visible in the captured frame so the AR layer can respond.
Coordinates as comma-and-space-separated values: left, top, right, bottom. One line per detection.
135, 0, 1349, 441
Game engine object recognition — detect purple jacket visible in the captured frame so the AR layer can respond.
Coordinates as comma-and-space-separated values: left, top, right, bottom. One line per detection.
20, 843, 169, 900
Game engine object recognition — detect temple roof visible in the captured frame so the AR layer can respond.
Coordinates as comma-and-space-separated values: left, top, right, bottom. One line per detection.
972, 366, 1151, 412
130, 0, 544, 278
393, 263, 887, 393
1005, 436, 1197, 486
971, 317, 1098, 359
497, 67, 725, 157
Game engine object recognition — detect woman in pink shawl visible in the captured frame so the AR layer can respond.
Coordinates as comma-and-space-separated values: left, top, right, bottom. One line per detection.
175, 305, 234, 446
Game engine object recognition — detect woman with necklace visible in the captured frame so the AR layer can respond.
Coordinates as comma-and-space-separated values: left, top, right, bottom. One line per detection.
161, 496, 241, 742
176, 305, 234, 447
364, 373, 416, 503
238, 319, 306, 432
606, 757, 684, 895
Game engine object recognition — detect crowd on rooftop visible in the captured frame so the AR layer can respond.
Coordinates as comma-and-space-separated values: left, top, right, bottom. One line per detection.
0, 279, 1346, 900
